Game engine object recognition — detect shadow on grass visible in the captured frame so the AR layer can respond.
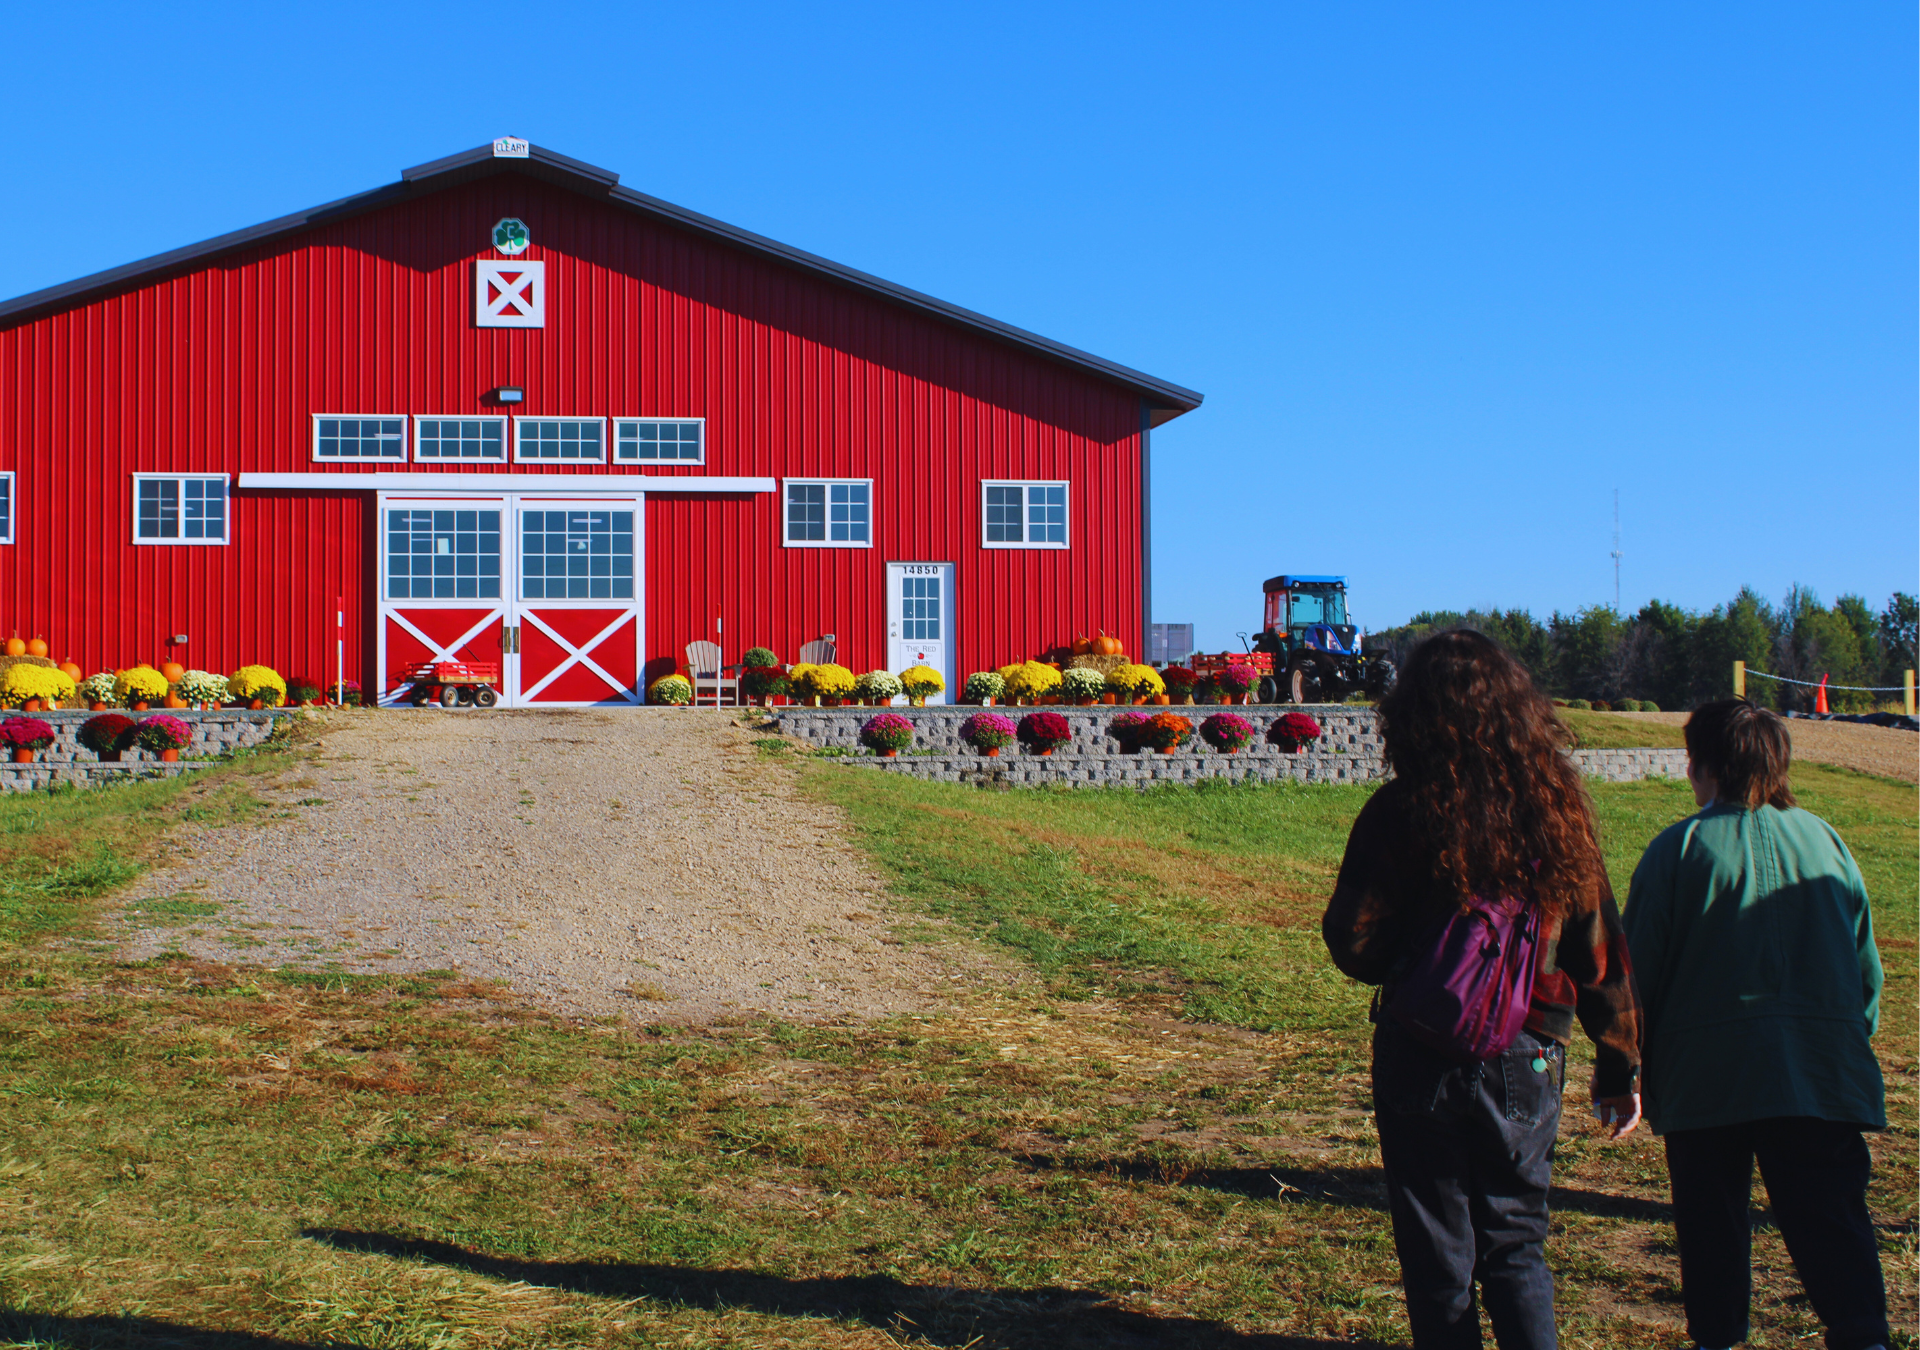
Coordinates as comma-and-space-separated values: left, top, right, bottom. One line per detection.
0, 1310, 365, 1349
302, 1228, 1403, 1349
1008, 1154, 1675, 1222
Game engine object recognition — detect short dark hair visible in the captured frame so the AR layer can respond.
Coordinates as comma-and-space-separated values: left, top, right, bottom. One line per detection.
1684, 698, 1795, 809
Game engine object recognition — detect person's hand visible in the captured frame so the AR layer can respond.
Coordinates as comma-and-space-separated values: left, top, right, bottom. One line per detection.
1592, 1092, 1641, 1139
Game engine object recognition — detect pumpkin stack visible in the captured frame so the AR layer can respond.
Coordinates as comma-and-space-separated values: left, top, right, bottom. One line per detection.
1065, 630, 1131, 678
0, 629, 58, 685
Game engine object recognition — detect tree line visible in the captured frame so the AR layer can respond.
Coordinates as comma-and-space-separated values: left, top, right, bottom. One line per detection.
1371, 588, 1917, 713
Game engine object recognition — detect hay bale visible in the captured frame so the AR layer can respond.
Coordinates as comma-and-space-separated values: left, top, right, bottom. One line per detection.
1066, 654, 1130, 676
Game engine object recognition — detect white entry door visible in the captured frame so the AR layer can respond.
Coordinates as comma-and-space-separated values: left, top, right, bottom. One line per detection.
886, 561, 955, 704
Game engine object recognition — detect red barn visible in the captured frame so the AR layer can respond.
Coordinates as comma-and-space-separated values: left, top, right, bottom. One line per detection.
0, 139, 1201, 706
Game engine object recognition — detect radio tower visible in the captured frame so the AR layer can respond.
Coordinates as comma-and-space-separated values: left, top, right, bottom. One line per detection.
1611, 490, 1622, 611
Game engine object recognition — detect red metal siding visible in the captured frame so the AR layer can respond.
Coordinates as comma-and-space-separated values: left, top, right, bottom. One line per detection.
0, 174, 1146, 689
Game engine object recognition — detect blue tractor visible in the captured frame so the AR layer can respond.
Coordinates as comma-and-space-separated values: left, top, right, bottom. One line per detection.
1251, 574, 1398, 704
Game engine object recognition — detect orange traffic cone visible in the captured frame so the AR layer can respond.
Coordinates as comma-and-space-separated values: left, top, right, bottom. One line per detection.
1814, 674, 1830, 714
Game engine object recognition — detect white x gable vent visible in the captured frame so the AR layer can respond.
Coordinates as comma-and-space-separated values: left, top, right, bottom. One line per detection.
475, 259, 545, 328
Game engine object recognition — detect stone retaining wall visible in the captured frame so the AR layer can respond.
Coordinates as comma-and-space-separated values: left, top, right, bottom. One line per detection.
774, 709, 1688, 790
0, 710, 291, 793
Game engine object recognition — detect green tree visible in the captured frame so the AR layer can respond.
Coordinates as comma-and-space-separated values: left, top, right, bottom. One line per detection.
1879, 593, 1917, 687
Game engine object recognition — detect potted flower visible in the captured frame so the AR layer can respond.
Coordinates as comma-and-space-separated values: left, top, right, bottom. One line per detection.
1215, 663, 1257, 705
137, 714, 193, 762
1161, 666, 1198, 704
0, 663, 75, 712
962, 671, 1005, 706
855, 670, 904, 706
802, 663, 857, 706
1016, 710, 1072, 756
741, 647, 779, 672
1003, 661, 1061, 705
79, 712, 135, 762
1199, 711, 1256, 754
1105, 663, 1166, 706
115, 665, 171, 712
177, 670, 229, 710
1059, 668, 1106, 706
1108, 711, 1150, 753
228, 665, 287, 710
859, 712, 915, 757
0, 715, 55, 763
1269, 711, 1323, 754
959, 711, 1017, 757
741, 665, 790, 707
648, 673, 694, 706
287, 678, 323, 707
1142, 712, 1194, 754
79, 672, 118, 710
899, 665, 944, 706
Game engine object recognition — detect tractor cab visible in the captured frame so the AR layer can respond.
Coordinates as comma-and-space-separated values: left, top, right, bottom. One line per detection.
1261, 576, 1358, 653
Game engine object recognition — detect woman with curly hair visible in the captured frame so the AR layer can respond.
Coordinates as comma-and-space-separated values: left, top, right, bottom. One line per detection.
1322, 629, 1643, 1350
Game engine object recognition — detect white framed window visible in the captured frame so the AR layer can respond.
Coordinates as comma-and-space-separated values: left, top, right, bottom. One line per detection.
614, 418, 704, 463
313, 415, 406, 462
134, 475, 229, 545
981, 480, 1069, 548
0, 473, 14, 544
415, 416, 507, 461
514, 417, 606, 463
783, 479, 872, 547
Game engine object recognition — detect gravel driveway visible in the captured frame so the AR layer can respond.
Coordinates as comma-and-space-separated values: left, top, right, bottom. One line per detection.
114, 709, 1010, 1021
1616, 710, 1918, 783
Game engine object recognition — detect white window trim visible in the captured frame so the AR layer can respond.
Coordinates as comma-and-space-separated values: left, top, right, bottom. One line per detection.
0, 472, 14, 545
475, 258, 545, 328
413, 414, 508, 463
980, 479, 1070, 550
312, 414, 408, 463
612, 416, 706, 466
132, 474, 231, 546
512, 416, 608, 465
782, 477, 874, 549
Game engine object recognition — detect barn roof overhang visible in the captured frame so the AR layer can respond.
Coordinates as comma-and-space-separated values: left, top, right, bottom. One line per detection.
0, 141, 1203, 424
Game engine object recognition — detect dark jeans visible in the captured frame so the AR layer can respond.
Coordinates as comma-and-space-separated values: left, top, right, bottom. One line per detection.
1372, 1021, 1565, 1350
1664, 1116, 1889, 1350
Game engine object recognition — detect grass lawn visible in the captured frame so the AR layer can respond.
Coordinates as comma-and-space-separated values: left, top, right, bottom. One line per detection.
0, 732, 1910, 1349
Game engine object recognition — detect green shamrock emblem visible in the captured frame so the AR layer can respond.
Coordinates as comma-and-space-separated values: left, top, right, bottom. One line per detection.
492, 218, 531, 255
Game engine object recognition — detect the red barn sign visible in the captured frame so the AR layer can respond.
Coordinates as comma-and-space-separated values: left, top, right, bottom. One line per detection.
0, 141, 1200, 704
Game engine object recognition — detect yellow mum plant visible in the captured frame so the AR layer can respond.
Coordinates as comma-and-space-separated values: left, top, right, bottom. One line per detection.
1106, 663, 1166, 697
785, 662, 815, 693
803, 663, 856, 698
115, 665, 171, 702
0, 663, 75, 707
228, 665, 288, 704
647, 673, 693, 705
899, 664, 944, 697
1003, 661, 1062, 700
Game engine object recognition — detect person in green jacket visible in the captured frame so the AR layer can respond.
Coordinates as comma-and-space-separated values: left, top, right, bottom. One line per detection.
1623, 698, 1888, 1350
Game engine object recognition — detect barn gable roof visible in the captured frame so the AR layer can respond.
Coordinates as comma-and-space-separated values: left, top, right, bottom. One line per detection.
0, 141, 1202, 424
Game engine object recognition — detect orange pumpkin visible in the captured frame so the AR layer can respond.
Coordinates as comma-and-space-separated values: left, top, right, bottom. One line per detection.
160, 660, 186, 683
1093, 630, 1124, 657
58, 660, 80, 680
1070, 635, 1093, 657
3, 636, 24, 657
25, 636, 48, 658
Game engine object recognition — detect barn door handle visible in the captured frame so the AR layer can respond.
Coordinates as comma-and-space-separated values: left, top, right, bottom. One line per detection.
503, 626, 520, 654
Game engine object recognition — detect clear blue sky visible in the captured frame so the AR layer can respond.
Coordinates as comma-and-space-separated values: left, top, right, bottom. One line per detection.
9, 4, 1913, 648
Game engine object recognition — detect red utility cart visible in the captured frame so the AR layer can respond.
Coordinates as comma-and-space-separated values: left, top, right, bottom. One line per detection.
398, 660, 502, 708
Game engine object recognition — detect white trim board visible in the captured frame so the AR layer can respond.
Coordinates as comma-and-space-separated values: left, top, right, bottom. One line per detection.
239, 472, 774, 493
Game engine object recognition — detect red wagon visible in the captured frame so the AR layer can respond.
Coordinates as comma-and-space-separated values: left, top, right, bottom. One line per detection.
1188, 651, 1274, 682
398, 660, 501, 708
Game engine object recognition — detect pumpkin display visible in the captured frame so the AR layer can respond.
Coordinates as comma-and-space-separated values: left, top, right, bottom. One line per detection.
25, 637, 48, 658
160, 660, 186, 683
58, 660, 81, 680
1091, 630, 1124, 657
3, 635, 23, 657
1070, 635, 1093, 657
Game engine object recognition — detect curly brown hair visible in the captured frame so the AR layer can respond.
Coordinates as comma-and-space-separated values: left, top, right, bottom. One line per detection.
1375, 629, 1605, 918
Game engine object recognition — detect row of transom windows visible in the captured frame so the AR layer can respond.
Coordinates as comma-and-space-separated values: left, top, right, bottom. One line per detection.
0, 473, 1072, 551
315, 416, 704, 463
781, 480, 1068, 550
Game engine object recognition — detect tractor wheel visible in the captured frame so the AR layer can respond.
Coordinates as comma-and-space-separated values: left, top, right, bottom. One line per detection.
472, 685, 499, 708
1255, 676, 1280, 705
1288, 660, 1326, 705
408, 689, 431, 708
439, 685, 462, 709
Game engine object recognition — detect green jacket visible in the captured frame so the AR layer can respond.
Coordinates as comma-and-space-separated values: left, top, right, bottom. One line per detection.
1623, 802, 1884, 1135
